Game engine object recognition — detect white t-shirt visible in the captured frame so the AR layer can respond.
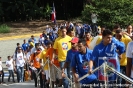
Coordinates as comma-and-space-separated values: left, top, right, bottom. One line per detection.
76, 26, 81, 34
38, 37, 44, 44
126, 41, 133, 58
126, 41, 133, 78
0, 61, 2, 71
13, 52, 25, 67
6, 59, 13, 70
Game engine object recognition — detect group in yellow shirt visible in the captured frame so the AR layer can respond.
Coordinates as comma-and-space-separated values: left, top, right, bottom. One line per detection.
53, 35, 72, 62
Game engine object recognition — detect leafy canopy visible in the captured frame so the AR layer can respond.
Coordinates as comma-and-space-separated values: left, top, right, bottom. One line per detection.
82, 0, 133, 29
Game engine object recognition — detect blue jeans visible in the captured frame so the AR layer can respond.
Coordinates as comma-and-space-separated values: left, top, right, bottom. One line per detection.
16, 66, 24, 82
8, 70, 15, 81
60, 61, 70, 88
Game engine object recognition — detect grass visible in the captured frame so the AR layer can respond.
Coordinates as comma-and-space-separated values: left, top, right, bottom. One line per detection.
0, 24, 10, 33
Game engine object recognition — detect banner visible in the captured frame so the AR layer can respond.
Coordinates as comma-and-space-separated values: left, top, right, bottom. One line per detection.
98, 57, 118, 81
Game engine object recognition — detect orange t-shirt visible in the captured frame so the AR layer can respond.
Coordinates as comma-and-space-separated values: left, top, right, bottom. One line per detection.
86, 37, 93, 47
30, 53, 41, 68
45, 47, 60, 67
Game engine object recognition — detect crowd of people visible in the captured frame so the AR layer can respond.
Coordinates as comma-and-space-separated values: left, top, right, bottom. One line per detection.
0, 21, 133, 88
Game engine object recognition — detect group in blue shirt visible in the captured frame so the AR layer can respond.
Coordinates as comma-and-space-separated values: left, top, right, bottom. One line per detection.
71, 40, 99, 88
71, 29, 125, 88
71, 48, 97, 84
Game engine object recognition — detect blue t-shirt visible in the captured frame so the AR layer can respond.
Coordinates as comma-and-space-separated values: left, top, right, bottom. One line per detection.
80, 27, 85, 36
44, 39, 49, 46
91, 37, 125, 80
28, 38, 37, 43
66, 49, 78, 67
22, 43, 29, 51
49, 35, 55, 42
71, 48, 97, 84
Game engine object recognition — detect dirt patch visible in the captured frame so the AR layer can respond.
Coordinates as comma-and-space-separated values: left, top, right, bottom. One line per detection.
0, 20, 65, 37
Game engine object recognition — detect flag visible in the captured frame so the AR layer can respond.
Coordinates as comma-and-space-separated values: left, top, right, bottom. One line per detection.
51, 3, 56, 24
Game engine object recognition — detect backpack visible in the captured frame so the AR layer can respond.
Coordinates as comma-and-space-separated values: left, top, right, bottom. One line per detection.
24, 70, 31, 81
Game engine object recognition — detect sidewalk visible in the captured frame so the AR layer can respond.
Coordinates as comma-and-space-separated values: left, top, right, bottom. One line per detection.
0, 33, 41, 41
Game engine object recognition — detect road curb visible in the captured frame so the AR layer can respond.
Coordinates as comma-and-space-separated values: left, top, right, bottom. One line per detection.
0, 33, 41, 41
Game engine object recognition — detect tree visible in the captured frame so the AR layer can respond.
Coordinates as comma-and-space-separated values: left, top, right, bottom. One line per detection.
82, 0, 133, 29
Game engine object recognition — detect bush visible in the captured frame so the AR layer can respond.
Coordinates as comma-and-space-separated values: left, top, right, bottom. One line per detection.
0, 24, 10, 33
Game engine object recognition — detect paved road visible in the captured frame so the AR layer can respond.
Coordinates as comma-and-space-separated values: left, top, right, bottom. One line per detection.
0, 38, 24, 61
0, 36, 39, 88
0, 37, 39, 62
0, 80, 35, 88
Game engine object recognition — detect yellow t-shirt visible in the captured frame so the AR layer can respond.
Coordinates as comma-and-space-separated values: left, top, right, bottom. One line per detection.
120, 35, 132, 66
96, 35, 102, 45
40, 49, 49, 70
112, 32, 115, 36
53, 35, 72, 62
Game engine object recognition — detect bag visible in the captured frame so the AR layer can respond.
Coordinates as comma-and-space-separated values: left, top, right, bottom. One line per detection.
24, 70, 31, 81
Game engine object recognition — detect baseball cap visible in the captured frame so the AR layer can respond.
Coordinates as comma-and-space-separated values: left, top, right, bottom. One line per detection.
71, 37, 79, 43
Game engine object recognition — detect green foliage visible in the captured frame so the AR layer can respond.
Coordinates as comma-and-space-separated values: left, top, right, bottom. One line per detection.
82, 0, 133, 29
44, 3, 52, 18
0, 0, 51, 21
6, 0, 39, 20
0, 0, 83, 21
0, 24, 10, 33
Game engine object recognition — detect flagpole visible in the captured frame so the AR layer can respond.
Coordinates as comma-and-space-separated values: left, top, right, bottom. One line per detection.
51, 2, 56, 24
